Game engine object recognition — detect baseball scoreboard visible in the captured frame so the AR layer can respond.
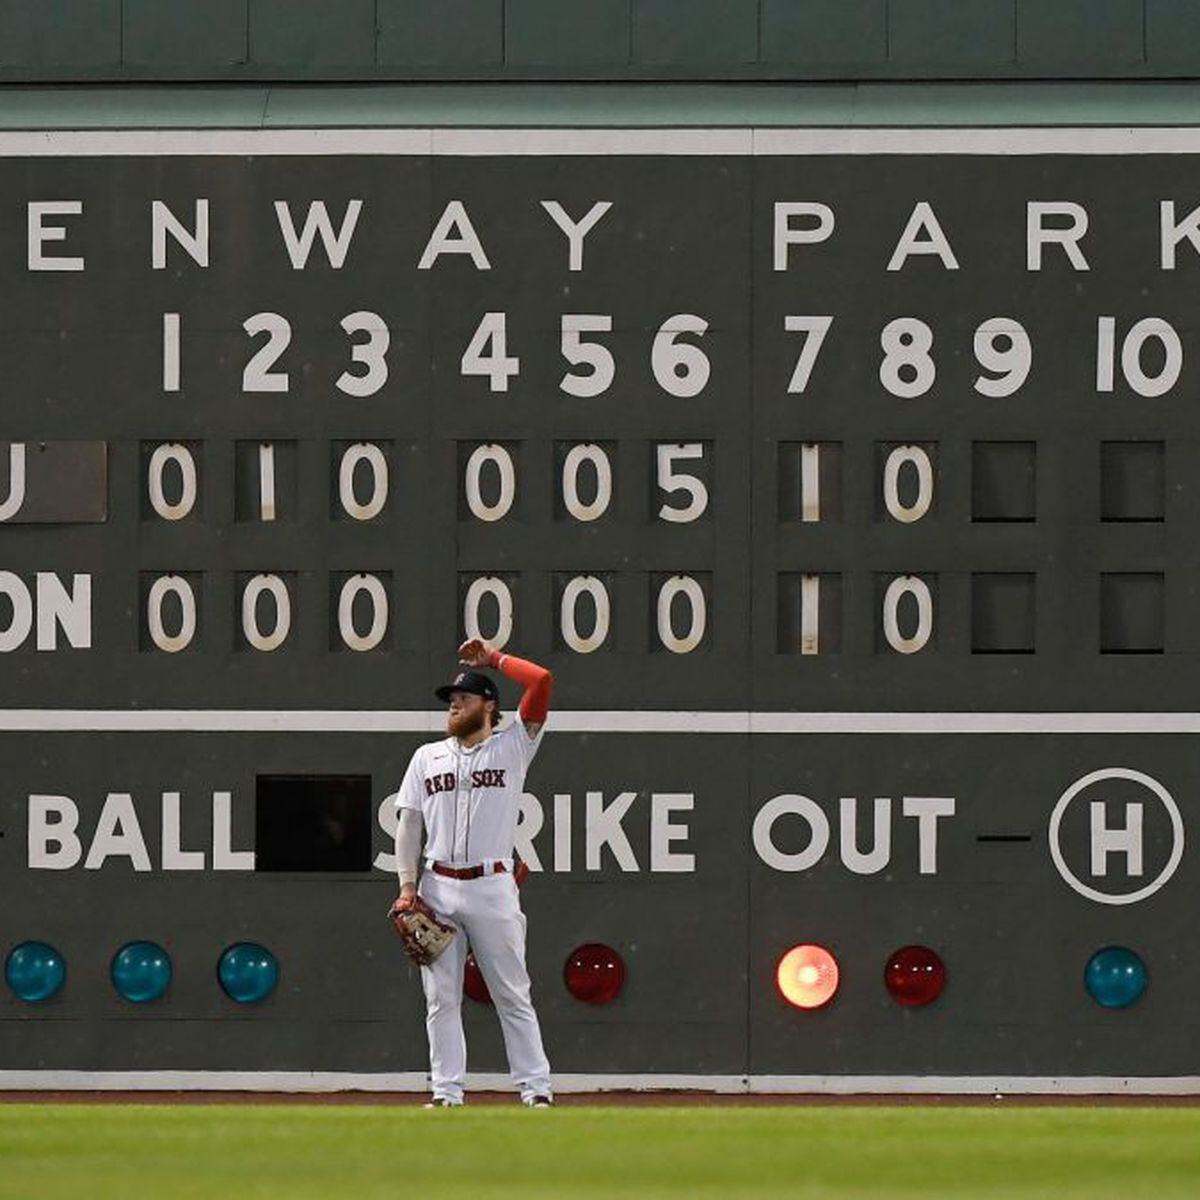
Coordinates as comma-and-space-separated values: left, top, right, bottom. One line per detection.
1, 128, 1198, 1087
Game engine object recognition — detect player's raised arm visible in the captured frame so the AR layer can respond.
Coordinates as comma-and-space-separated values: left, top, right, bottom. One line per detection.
457, 638, 553, 738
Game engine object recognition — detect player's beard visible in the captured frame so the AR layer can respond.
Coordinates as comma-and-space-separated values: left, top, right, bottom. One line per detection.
448, 706, 488, 739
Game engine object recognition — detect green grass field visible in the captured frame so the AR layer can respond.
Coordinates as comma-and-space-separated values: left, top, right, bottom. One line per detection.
0, 1103, 1197, 1199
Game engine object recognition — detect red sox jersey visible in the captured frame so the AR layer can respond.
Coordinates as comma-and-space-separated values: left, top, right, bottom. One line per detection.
396, 717, 545, 866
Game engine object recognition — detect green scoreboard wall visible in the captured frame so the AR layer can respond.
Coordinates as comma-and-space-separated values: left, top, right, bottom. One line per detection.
1, 125, 1198, 1089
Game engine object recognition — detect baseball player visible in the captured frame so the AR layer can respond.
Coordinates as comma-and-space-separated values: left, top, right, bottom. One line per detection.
391, 637, 554, 1107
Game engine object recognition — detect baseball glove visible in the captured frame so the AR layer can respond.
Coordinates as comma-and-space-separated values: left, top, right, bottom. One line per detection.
389, 895, 456, 967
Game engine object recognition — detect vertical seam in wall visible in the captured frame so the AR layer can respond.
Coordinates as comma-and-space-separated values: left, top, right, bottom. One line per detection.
744, 149, 757, 1084
373, 0, 380, 67
1142, 0, 1148, 65
118, 0, 125, 67
501, 0, 507, 66
884, 0, 891, 63
756, 0, 763, 63
628, 0, 634, 66
245, 0, 253, 66
1012, 0, 1019, 65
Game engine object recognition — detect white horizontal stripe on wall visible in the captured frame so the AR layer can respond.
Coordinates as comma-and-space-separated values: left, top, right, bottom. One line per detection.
0, 710, 1196, 734
0, 1070, 1197, 1095
6, 127, 1200, 157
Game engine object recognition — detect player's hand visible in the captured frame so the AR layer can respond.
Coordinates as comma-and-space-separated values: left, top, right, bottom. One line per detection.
390, 886, 418, 917
457, 638, 496, 668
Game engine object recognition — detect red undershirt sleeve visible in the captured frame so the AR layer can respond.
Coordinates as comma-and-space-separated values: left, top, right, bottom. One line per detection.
488, 650, 553, 725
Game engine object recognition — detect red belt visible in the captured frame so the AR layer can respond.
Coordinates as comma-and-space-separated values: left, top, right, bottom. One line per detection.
431, 861, 508, 880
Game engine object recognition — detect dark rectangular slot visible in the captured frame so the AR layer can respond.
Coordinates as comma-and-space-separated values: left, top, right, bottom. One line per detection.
255, 774, 373, 872
1100, 441, 1164, 522
1100, 572, 1165, 654
976, 834, 1033, 843
971, 441, 1036, 522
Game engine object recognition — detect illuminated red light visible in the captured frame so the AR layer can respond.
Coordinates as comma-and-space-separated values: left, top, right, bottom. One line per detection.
563, 943, 626, 1005
884, 945, 946, 1007
463, 952, 492, 1005
776, 944, 839, 1010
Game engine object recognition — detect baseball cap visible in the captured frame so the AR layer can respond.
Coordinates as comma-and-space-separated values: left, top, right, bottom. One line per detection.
435, 669, 499, 704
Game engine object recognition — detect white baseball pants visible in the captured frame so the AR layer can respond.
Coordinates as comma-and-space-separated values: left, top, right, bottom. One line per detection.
417, 870, 552, 1104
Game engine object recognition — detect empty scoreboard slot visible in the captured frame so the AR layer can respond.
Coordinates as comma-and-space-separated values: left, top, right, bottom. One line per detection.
1100, 573, 1165, 654
255, 774, 373, 871
971, 441, 1036, 522
971, 573, 1036, 654
1100, 441, 1165, 522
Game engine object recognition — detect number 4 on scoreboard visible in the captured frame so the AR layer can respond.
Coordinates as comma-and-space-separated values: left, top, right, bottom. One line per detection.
783, 316, 833, 393
461, 312, 521, 392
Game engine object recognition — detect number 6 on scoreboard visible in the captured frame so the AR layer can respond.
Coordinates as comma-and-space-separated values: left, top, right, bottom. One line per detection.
783, 316, 833, 393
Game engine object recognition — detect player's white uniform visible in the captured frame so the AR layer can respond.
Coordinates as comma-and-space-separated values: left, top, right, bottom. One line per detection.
396, 715, 551, 1105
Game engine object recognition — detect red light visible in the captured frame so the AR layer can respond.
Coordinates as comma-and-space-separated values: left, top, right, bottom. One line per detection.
563, 943, 626, 1005
776, 944, 839, 1010
884, 945, 946, 1007
463, 952, 492, 1005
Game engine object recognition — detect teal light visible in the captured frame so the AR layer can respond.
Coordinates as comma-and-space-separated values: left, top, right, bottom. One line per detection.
5, 942, 65, 1002
111, 941, 172, 1003
218, 943, 279, 1004
1084, 946, 1148, 1009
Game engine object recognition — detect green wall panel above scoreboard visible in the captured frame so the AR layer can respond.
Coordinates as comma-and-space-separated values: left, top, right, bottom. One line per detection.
4, 1, 1200, 82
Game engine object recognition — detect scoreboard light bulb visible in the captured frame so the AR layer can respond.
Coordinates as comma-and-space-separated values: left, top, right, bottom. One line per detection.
5, 941, 66, 1003
111, 940, 172, 1004
1084, 946, 1148, 1009
777, 944, 839, 1010
884, 945, 946, 1007
218, 942, 279, 1005
563, 944, 626, 1005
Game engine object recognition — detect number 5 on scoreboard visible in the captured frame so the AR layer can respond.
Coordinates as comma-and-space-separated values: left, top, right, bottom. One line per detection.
784, 316, 833, 393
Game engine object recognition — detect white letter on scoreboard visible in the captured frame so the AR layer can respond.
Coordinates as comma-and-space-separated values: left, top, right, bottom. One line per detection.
886, 202, 959, 271
36, 572, 91, 650
152, 199, 209, 269
773, 203, 835, 271
540, 200, 613, 272
28, 795, 82, 870
585, 791, 639, 871
752, 795, 830, 872
0, 442, 26, 521
161, 791, 205, 870
839, 797, 892, 874
650, 793, 695, 872
274, 200, 362, 269
213, 791, 254, 870
902, 796, 956, 875
85, 794, 152, 872
514, 793, 545, 872
1160, 200, 1200, 269
1027, 201, 1090, 271
418, 201, 490, 270
1090, 801, 1144, 878
28, 201, 84, 271
0, 572, 33, 653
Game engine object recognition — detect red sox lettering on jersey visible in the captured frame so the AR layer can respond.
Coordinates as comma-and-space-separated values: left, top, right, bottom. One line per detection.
423, 768, 506, 797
